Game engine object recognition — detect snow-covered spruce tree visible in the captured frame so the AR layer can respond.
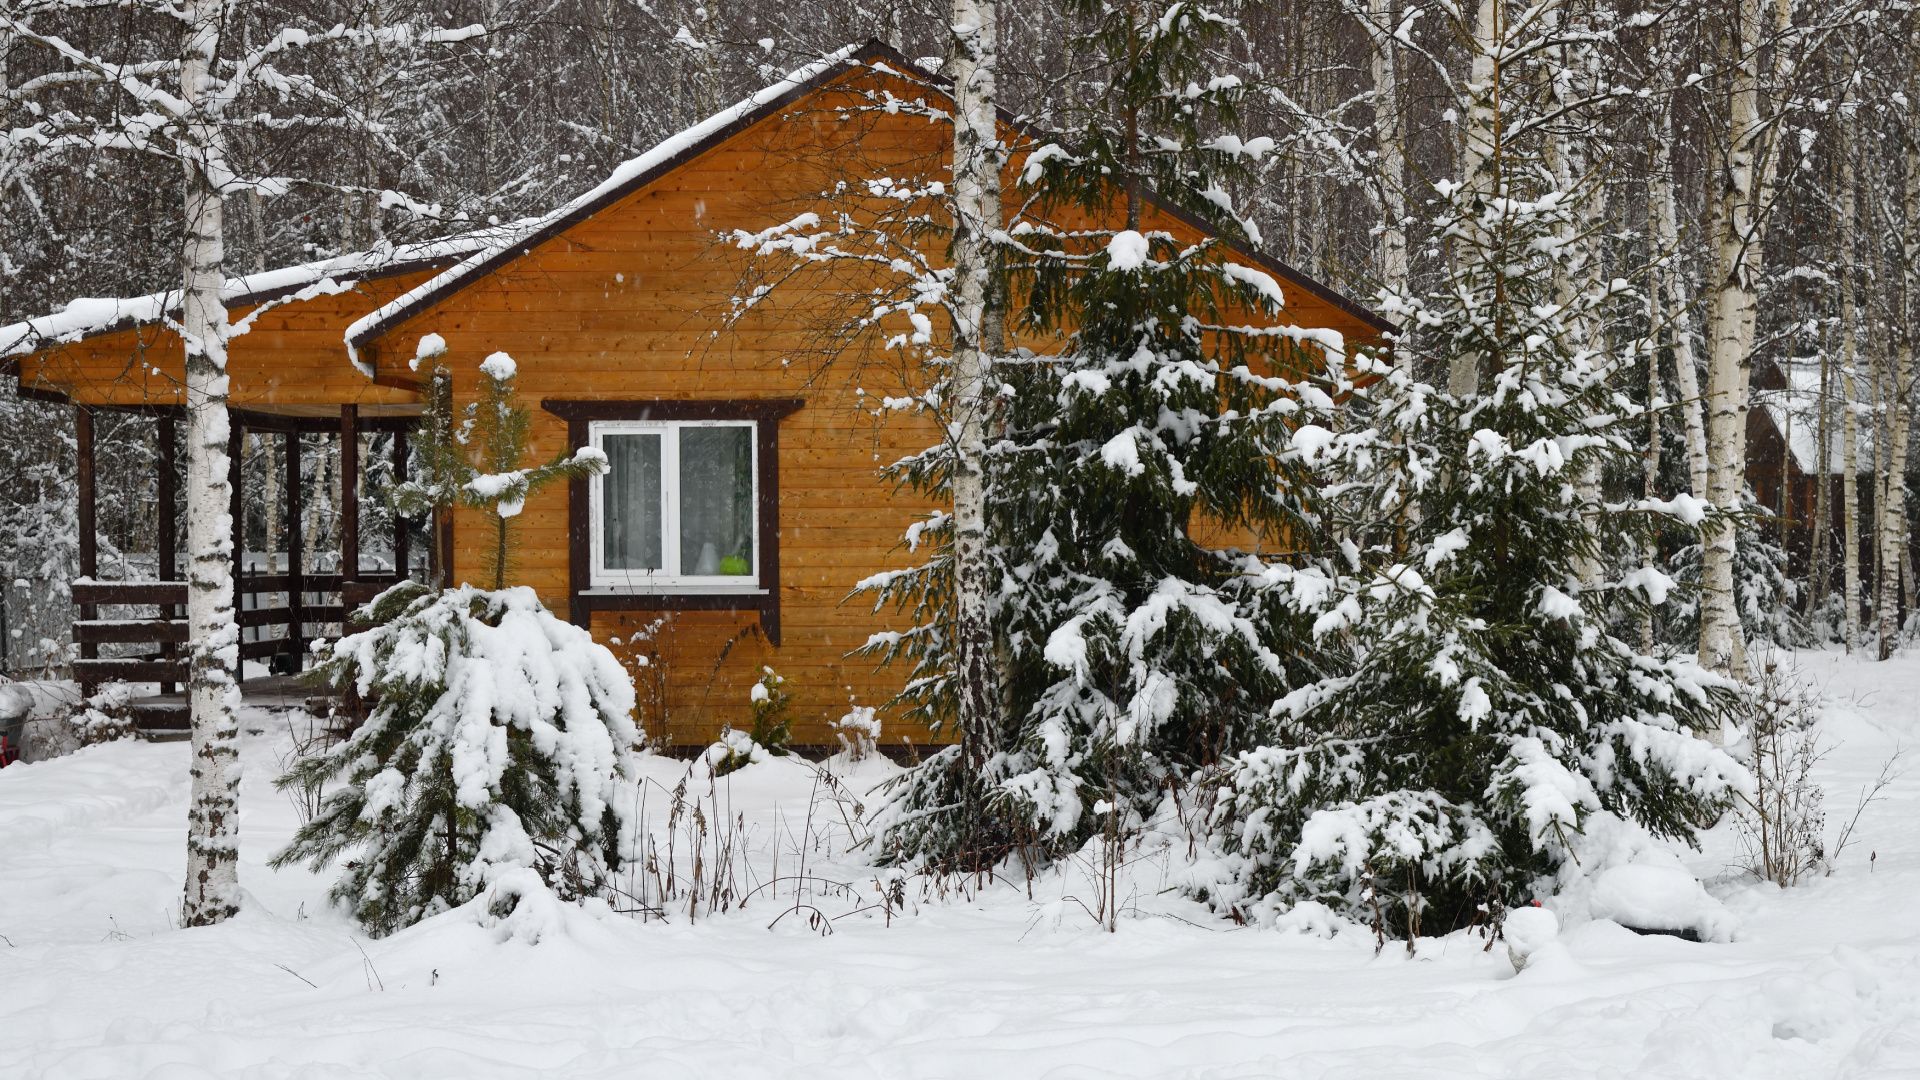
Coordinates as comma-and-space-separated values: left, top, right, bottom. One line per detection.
272, 348, 633, 936
867, 2, 1335, 870
1195, 12, 1750, 937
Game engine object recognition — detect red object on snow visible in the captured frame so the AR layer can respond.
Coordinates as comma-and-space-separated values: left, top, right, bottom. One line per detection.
0, 734, 16, 768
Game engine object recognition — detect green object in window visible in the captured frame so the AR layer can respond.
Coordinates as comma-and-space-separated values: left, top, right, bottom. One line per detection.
718, 554, 751, 576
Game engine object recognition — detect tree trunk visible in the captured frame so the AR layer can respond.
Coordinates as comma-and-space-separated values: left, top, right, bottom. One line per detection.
1364, 2, 1411, 375
1841, 197, 1862, 652
1449, 0, 1500, 399
948, 0, 1005, 791
1808, 326, 1831, 617
1698, 0, 1776, 678
1875, 137, 1918, 659
179, 0, 243, 927
1651, 122, 1709, 499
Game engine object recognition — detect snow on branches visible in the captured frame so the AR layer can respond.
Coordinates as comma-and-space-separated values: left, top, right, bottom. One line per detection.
272, 583, 640, 936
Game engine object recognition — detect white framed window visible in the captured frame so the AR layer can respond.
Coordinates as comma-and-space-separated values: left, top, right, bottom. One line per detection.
589, 419, 761, 590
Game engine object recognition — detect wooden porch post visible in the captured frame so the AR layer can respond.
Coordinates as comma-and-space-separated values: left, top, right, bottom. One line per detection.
75, 406, 97, 679
157, 412, 178, 694
392, 430, 410, 580
339, 405, 359, 584
285, 430, 304, 667
229, 419, 244, 682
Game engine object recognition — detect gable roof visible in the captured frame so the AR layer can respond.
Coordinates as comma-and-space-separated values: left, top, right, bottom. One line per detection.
1753, 357, 1878, 477
0, 234, 489, 362
345, 39, 1392, 371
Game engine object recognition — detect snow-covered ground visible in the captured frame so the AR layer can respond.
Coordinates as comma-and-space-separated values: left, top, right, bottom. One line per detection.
2, 650, 1917, 1079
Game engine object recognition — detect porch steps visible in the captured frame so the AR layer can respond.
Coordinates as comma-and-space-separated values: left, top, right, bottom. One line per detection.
129, 699, 190, 739
71, 657, 188, 685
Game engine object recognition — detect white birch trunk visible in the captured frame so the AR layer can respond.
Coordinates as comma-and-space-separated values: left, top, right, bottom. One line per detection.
1449, 0, 1501, 399
1874, 139, 1918, 659
1841, 213, 1862, 652
1698, 0, 1778, 677
179, 0, 243, 927
1366, 4, 1412, 375
1651, 125, 1709, 500
947, 0, 1004, 775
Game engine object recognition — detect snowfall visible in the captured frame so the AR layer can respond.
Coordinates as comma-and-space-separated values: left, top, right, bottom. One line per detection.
2, 650, 1917, 1079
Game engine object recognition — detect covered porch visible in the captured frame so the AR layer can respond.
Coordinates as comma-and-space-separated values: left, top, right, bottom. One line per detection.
0, 246, 475, 734
66, 400, 441, 730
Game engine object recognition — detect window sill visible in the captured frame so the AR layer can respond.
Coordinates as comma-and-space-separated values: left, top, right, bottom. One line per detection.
581, 586, 768, 597
570, 588, 782, 642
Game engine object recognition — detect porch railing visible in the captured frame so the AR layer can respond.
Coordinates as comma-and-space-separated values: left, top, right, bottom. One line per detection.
72, 571, 404, 699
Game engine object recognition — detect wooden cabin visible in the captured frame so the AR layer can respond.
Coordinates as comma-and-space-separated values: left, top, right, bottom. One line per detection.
3, 41, 1388, 746
1747, 358, 1905, 598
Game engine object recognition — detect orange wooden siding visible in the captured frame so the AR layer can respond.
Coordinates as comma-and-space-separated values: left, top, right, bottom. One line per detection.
14, 270, 440, 411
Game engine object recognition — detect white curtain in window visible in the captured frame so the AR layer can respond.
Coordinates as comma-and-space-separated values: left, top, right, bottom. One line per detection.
603, 432, 663, 570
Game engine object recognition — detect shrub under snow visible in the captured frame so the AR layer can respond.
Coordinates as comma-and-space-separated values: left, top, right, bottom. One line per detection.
273, 582, 640, 936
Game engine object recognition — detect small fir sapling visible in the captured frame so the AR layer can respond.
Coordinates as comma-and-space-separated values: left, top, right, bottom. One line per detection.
709, 666, 792, 776
747, 666, 794, 754
272, 340, 638, 936
393, 338, 609, 590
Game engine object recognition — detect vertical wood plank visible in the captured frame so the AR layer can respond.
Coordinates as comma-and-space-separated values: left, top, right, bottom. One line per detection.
568, 417, 589, 626
157, 412, 179, 694
392, 430, 410, 580
229, 422, 244, 665
339, 405, 359, 583
758, 415, 783, 647
75, 406, 97, 678
285, 431, 304, 667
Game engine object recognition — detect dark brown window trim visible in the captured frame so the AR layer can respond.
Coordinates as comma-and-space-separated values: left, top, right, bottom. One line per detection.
545, 397, 803, 644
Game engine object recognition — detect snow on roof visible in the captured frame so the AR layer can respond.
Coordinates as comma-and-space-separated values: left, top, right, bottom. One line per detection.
342, 43, 870, 372
1753, 360, 1876, 476
0, 234, 494, 361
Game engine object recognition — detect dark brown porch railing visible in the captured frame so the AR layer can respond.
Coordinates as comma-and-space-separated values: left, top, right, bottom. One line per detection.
72, 572, 404, 702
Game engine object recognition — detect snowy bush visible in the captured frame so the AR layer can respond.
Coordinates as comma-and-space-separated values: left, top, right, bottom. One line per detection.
832, 704, 881, 762
1503, 904, 1559, 970
273, 349, 636, 936
1545, 812, 1738, 943
1720, 661, 1896, 887
272, 582, 641, 935
70, 682, 136, 745
702, 727, 770, 777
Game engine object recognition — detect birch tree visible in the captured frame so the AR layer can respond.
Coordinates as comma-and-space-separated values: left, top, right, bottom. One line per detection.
1346, 0, 1414, 373
945, 0, 1007, 835
1649, 87, 1709, 502
1, 0, 478, 926
1874, 103, 1918, 659
173, 0, 243, 923
1694, 0, 1863, 674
